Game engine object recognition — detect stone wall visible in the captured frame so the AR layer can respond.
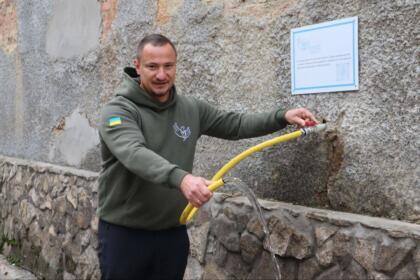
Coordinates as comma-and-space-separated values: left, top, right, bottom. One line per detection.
1, 156, 419, 279
186, 194, 420, 280
0, 156, 100, 279
0, 0, 418, 222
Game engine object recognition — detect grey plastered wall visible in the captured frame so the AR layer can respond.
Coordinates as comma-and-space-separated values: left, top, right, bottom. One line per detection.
0, 0, 418, 221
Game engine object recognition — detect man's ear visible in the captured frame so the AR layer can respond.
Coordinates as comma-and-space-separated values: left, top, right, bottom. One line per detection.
133, 58, 141, 75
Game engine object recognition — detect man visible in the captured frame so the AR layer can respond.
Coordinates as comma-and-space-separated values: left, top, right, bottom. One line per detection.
97, 34, 318, 279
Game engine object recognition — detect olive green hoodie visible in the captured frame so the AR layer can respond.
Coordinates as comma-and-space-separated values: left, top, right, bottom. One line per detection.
97, 67, 288, 230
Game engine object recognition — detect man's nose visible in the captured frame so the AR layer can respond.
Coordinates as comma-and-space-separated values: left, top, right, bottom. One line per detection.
156, 67, 166, 80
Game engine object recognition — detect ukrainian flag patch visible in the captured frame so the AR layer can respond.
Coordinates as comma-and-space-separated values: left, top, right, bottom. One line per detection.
108, 117, 122, 127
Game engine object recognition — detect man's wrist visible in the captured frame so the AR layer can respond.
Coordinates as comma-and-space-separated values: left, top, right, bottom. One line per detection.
169, 168, 189, 188
275, 109, 290, 127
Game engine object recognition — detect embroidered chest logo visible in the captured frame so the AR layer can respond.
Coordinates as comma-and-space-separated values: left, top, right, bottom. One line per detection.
173, 122, 191, 142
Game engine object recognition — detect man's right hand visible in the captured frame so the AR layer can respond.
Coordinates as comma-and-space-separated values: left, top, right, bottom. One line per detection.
180, 174, 213, 208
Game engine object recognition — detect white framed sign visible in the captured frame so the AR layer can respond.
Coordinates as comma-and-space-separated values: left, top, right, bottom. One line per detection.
291, 16, 359, 95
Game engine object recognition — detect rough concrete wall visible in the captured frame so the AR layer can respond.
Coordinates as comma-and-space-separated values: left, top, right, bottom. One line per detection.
0, 0, 418, 221
0, 0, 104, 171
1, 157, 419, 279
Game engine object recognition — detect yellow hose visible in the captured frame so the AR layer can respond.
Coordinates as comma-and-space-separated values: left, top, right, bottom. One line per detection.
179, 179, 224, 224
179, 129, 304, 225
211, 130, 303, 181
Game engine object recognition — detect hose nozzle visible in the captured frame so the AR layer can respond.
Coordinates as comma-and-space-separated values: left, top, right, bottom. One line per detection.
301, 123, 327, 135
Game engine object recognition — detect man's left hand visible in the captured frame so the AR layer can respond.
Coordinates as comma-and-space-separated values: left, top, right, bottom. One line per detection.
285, 108, 318, 128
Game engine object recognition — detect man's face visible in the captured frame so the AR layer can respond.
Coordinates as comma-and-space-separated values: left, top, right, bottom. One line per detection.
134, 43, 177, 103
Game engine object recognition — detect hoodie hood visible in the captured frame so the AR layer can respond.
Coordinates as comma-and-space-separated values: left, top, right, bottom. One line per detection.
115, 67, 177, 111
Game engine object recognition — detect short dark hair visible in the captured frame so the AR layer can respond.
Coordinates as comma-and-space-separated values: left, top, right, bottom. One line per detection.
137, 34, 177, 58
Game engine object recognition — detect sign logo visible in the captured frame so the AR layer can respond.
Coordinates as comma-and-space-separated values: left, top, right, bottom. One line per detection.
173, 122, 191, 142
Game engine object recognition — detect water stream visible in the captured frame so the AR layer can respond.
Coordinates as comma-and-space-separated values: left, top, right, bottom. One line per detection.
224, 177, 281, 280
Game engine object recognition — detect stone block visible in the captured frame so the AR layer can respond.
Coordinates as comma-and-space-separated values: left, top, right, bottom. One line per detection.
40, 197, 52, 211
90, 215, 99, 233
76, 190, 93, 229
413, 246, 420, 278
188, 221, 211, 263
63, 271, 77, 280
248, 251, 281, 280
48, 225, 57, 237
315, 265, 343, 280
1, 202, 8, 219
374, 237, 416, 272
19, 199, 38, 228
24, 174, 36, 191
28, 188, 40, 207
332, 228, 354, 266
368, 271, 391, 280
316, 239, 334, 267
2, 243, 12, 256
330, 225, 386, 273
90, 231, 99, 250
212, 193, 231, 204
75, 210, 92, 230
193, 202, 212, 226
240, 231, 262, 264
315, 224, 339, 246
78, 230, 91, 249
344, 259, 367, 280
211, 200, 223, 218
51, 212, 66, 235
278, 258, 299, 280
27, 221, 41, 248
393, 262, 417, 280
63, 250, 77, 274
7, 166, 16, 182
75, 246, 99, 280
298, 257, 322, 280
40, 175, 51, 194
203, 261, 229, 280
265, 215, 314, 260
66, 185, 78, 210
11, 184, 24, 205
37, 210, 52, 230
224, 253, 251, 280
247, 216, 266, 240
53, 195, 67, 215
223, 204, 252, 233
353, 233, 378, 272
78, 189, 91, 208
47, 225, 63, 248
205, 233, 216, 255
14, 169, 22, 185
3, 216, 15, 239
21, 239, 40, 269
214, 241, 228, 268
41, 243, 62, 270
50, 176, 65, 198
0, 166, 6, 182
184, 256, 204, 280
63, 234, 83, 261
211, 214, 240, 252
64, 215, 78, 238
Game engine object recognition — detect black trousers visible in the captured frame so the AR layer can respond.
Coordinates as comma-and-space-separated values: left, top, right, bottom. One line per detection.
98, 219, 190, 280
